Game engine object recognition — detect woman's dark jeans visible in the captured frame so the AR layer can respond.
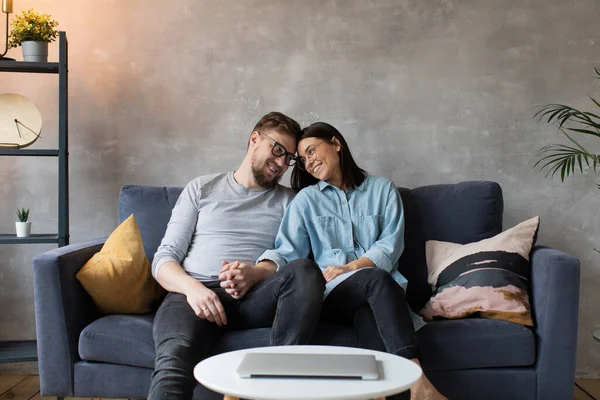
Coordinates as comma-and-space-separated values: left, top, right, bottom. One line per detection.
148, 259, 325, 400
322, 267, 419, 360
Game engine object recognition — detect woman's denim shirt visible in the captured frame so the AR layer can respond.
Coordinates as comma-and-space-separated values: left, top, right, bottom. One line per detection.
258, 175, 408, 296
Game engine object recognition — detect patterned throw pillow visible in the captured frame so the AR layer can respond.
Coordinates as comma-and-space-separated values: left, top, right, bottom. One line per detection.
420, 216, 540, 326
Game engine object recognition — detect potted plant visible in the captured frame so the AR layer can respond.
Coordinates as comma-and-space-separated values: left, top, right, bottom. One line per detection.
15, 208, 31, 237
8, 8, 59, 62
533, 67, 600, 342
533, 67, 600, 182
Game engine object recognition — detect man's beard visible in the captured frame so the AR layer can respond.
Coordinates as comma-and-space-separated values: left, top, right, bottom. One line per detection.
251, 161, 281, 189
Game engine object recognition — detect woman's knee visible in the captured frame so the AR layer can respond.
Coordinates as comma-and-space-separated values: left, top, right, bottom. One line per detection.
285, 259, 325, 286
359, 268, 404, 296
361, 267, 394, 282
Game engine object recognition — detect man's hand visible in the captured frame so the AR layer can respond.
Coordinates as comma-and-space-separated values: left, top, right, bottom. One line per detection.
184, 279, 227, 326
323, 264, 353, 283
218, 261, 259, 299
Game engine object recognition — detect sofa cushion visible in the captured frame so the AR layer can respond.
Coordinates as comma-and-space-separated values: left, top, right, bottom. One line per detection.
79, 315, 358, 369
79, 314, 534, 371
421, 216, 539, 326
118, 185, 183, 262
418, 319, 535, 371
76, 215, 164, 314
79, 314, 156, 369
398, 181, 504, 311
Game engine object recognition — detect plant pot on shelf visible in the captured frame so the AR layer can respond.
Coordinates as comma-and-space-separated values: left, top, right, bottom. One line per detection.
21, 41, 48, 62
15, 221, 31, 237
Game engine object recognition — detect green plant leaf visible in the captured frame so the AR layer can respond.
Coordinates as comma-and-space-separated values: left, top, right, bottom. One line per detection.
588, 95, 600, 111
561, 162, 567, 181
532, 67, 600, 183
8, 8, 59, 48
567, 128, 600, 138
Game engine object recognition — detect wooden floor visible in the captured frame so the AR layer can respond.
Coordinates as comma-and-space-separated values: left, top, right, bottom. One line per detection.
0, 374, 598, 399
0, 375, 131, 400
576, 380, 600, 400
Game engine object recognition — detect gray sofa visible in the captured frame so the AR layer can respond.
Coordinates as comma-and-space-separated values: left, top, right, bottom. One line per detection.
33, 180, 580, 400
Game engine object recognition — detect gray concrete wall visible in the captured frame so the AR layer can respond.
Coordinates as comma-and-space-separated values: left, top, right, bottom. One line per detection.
0, 0, 598, 376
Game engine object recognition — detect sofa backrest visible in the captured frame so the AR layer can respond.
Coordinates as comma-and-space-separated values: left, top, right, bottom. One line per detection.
118, 185, 184, 265
397, 181, 503, 310
118, 180, 503, 310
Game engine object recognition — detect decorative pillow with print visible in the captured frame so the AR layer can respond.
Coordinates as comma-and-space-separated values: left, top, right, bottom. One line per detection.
420, 216, 539, 326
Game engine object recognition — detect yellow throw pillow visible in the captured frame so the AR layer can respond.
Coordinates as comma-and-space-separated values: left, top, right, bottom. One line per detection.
76, 214, 164, 314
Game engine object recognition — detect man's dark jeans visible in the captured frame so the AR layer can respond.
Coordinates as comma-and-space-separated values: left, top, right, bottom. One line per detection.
148, 259, 325, 400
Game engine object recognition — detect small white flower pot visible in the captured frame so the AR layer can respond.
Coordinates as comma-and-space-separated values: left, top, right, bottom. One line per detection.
15, 221, 32, 237
21, 41, 48, 62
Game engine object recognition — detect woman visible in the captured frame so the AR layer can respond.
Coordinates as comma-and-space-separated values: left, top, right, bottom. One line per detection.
258, 122, 447, 400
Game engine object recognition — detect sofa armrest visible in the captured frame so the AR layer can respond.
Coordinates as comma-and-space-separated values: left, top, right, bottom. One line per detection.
530, 245, 580, 400
33, 238, 106, 397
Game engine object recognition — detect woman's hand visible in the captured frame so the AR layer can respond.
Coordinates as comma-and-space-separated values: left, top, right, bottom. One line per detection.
323, 264, 354, 283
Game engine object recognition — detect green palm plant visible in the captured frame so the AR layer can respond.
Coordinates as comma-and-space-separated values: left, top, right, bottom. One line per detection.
533, 66, 600, 184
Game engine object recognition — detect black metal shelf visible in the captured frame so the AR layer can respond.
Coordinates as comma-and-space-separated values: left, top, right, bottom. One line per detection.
0, 149, 59, 156
0, 61, 59, 74
0, 341, 37, 363
0, 234, 60, 244
0, 32, 69, 363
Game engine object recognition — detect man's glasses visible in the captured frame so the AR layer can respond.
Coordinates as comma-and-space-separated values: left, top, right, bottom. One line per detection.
297, 140, 328, 171
258, 132, 297, 167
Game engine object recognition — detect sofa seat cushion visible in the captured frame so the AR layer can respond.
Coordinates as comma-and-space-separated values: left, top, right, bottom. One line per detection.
79, 315, 534, 371
79, 314, 156, 368
79, 314, 359, 369
417, 319, 535, 371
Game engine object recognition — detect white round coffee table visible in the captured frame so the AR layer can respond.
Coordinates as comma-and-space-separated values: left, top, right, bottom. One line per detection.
194, 345, 422, 400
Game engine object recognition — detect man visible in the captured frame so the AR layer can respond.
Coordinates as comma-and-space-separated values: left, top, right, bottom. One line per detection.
148, 112, 325, 400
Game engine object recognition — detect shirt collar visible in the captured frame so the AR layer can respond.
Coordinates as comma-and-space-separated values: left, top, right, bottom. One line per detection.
316, 176, 368, 192
316, 180, 331, 191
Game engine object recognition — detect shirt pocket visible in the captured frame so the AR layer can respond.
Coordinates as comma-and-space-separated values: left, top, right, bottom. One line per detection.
355, 215, 383, 250
311, 216, 340, 250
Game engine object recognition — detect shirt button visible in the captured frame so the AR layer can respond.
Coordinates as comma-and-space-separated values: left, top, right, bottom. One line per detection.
342, 201, 347, 205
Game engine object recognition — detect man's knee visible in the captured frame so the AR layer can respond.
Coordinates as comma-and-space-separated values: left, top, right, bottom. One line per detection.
156, 336, 195, 358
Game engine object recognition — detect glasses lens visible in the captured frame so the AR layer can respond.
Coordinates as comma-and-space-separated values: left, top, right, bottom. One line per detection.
272, 144, 286, 157
285, 155, 296, 166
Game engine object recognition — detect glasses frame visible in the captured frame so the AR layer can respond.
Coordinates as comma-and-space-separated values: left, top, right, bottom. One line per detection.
297, 140, 329, 171
257, 131, 297, 167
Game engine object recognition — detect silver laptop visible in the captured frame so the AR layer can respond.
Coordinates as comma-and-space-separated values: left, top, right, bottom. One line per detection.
237, 352, 379, 380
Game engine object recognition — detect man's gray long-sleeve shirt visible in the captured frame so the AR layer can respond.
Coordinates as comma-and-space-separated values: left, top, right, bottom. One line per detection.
152, 172, 295, 281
